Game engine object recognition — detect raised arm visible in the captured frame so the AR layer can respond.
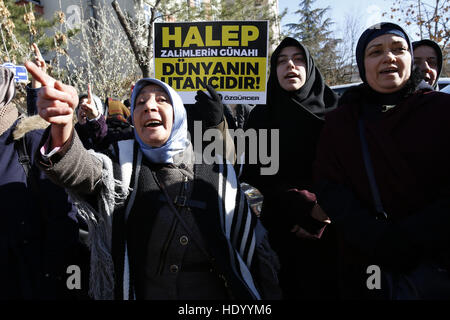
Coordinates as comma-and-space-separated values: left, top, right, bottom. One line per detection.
25, 61, 103, 196
25, 61, 77, 148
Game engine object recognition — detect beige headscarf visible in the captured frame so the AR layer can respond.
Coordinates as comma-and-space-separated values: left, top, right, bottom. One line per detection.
0, 66, 18, 136
0, 66, 15, 108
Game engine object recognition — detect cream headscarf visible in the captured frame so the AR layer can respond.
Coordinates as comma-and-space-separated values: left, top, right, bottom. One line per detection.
0, 66, 18, 136
0, 66, 16, 109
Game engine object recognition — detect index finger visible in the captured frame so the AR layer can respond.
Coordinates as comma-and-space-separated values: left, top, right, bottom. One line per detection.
25, 60, 54, 87
32, 43, 43, 60
87, 84, 92, 104
195, 89, 209, 102
206, 85, 221, 101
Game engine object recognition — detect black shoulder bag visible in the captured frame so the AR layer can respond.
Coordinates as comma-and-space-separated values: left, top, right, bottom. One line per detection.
358, 119, 450, 300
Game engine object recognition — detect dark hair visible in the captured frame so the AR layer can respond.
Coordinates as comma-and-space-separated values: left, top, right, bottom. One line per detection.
78, 94, 88, 103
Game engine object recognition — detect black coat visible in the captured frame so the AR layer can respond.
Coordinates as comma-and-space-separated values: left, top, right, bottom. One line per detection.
224, 104, 254, 129
240, 37, 339, 299
109, 142, 280, 300
0, 118, 85, 300
314, 86, 450, 299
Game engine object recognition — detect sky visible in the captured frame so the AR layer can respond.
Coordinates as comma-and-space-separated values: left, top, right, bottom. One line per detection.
278, 0, 424, 42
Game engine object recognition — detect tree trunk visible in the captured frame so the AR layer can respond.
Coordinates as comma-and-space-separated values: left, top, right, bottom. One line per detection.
145, 0, 162, 77
91, 0, 101, 29
111, 0, 149, 77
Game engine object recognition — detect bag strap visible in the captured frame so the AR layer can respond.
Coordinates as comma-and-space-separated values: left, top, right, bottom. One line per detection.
150, 169, 212, 260
15, 135, 31, 177
358, 119, 388, 220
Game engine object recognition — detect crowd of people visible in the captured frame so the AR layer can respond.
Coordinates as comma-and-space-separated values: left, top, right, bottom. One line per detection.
1, 20, 449, 300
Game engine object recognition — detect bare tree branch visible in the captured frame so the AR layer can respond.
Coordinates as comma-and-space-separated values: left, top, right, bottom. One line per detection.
111, 0, 147, 75
146, 0, 162, 66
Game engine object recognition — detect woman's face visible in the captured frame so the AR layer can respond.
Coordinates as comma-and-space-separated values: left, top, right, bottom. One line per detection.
364, 34, 411, 93
276, 46, 307, 91
413, 45, 438, 86
133, 84, 173, 147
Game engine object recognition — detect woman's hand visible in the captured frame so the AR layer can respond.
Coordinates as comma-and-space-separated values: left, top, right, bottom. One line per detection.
30, 43, 46, 89
25, 61, 78, 148
80, 84, 99, 119
311, 203, 331, 224
290, 203, 331, 240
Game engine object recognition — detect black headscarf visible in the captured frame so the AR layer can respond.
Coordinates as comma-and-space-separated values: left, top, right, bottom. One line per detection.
412, 39, 443, 90
261, 37, 337, 187
356, 22, 413, 84
343, 22, 423, 119
267, 37, 338, 123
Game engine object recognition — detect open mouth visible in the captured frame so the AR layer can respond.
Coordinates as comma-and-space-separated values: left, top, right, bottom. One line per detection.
144, 120, 163, 128
380, 67, 398, 74
285, 72, 298, 79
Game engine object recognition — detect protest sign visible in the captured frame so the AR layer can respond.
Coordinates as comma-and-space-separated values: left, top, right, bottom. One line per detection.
154, 21, 268, 104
